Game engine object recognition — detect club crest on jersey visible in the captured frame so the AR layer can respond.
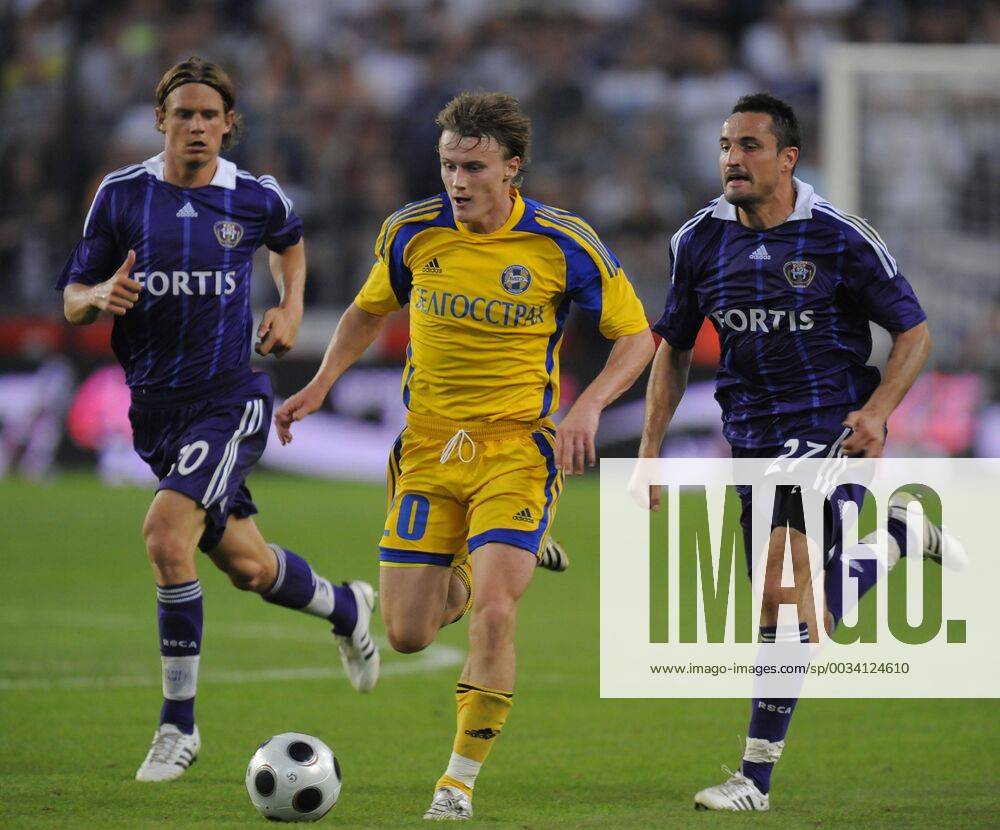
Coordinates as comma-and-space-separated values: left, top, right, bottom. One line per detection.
213, 220, 244, 249
783, 259, 816, 288
500, 264, 531, 295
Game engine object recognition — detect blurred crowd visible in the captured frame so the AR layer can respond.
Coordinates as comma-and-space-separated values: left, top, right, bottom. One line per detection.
2, 0, 998, 362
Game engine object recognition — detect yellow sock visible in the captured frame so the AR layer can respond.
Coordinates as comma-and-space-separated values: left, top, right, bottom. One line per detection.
435, 682, 513, 796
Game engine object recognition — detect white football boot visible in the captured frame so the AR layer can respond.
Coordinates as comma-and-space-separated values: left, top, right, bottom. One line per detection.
423, 786, 473, 821
538, 536, 570, 572
135, 724, 200, 782
887, 491, 968, 571
694, 766, 770, 811
335, 580, 381, 693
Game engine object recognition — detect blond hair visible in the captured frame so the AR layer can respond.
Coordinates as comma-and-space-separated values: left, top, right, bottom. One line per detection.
436, 92, 531, 186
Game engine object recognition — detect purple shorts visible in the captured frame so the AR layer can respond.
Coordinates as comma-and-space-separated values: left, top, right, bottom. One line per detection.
732, 418, 866, 577
129, 371, 273, 551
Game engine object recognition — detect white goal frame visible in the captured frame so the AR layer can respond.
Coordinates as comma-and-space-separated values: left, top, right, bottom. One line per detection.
822, 44, 1000, 213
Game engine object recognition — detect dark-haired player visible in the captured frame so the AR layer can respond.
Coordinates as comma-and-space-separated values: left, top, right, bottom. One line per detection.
277, 91, 653, 819
640, 92, 953, 811
57, 58, 380, 782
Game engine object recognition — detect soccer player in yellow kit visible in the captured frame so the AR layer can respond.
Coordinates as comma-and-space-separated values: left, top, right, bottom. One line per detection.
276, 92, 653, 820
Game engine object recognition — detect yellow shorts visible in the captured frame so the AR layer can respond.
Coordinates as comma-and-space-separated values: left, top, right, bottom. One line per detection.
378, 412, 564, 568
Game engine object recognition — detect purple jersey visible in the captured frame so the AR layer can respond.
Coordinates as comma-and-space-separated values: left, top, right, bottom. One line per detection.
57, 153, 302, 402
653, 179, 926, 449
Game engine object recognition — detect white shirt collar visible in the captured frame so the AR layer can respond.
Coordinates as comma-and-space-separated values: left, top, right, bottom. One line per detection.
711, 176, 816, 224
142, 152, 237, 190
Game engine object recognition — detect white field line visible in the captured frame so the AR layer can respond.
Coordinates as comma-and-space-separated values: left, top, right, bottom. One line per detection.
0, 609, 465, 691
0, 643, 463, 691
2, 609, 339, 643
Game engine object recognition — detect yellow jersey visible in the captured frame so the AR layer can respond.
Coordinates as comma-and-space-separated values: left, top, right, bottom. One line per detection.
355, 190, 649, 422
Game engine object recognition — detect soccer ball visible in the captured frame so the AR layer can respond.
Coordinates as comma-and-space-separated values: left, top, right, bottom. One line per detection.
246, 732, 342, 822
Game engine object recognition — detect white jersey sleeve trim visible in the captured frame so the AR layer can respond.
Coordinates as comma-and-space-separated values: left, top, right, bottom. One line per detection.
669, 200, 717, 283
812, 202, 898, 278
236, 171, 294, 219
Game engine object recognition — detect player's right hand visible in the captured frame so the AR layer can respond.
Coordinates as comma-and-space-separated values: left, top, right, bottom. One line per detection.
91, 250, 141, 316
274, 383, 327, 445
627, 461, 661, 511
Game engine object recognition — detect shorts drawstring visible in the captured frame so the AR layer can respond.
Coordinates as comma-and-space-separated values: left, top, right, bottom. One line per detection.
440, 429, 477, 464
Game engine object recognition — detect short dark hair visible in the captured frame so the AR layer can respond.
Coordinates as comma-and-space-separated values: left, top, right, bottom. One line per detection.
731, 92, 800, 153
155, 57, 242, 149
436, 92, 531, 186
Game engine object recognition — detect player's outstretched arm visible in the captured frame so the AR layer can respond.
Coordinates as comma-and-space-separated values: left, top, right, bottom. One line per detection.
556, 330, 654, 475
842, 320, 931, 458
62, 250, 140, 326
637, 340, 693, 511
256, 240, 306, 358
274, 302, 387, 445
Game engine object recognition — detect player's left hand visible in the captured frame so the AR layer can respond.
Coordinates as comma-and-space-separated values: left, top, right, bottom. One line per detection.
841, 408, 887, 458
256, 305, 301, 358
555, 400, 601, 475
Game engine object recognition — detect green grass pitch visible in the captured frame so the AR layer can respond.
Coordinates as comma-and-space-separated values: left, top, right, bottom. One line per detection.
1, 472, 996, 828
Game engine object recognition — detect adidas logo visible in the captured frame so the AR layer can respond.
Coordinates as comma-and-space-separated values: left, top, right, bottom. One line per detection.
421, 257, 442, 273
176, 202, 198, 218
464, 728, 498, 740
512, 507, 533, 523
749, 244, 770, 261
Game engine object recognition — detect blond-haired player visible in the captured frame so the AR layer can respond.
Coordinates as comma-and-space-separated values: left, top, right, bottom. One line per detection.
276, 92, 653, 820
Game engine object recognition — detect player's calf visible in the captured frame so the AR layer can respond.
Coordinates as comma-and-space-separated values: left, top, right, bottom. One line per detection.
467, 598, 517, 660
214, 550, 276, 592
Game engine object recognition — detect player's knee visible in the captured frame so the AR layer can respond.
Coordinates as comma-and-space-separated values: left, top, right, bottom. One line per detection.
143, 521, 192, 575
384, 620, 435, 654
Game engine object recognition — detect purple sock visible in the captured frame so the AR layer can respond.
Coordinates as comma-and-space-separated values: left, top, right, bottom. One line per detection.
330, 583, 358, 636
744, 623, 807, 794
157, 580, 203, 735
263, 545, 315, 609
262, 545, 358, 635
826, 516, 909, 625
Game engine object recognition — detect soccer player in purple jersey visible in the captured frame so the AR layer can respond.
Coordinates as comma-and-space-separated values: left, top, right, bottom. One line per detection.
639, 93, 957, 811
56, 58, 380, 782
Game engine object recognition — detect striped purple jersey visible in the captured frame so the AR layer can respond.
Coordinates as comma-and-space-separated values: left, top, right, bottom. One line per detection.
653, 179, 926, 449
57, 153, 302, 401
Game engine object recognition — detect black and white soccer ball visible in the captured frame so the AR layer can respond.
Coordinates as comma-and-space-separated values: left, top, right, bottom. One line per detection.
246, 732, 341, 822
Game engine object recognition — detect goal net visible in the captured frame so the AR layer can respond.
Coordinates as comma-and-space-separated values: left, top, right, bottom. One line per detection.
822, 44, 1000, 374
